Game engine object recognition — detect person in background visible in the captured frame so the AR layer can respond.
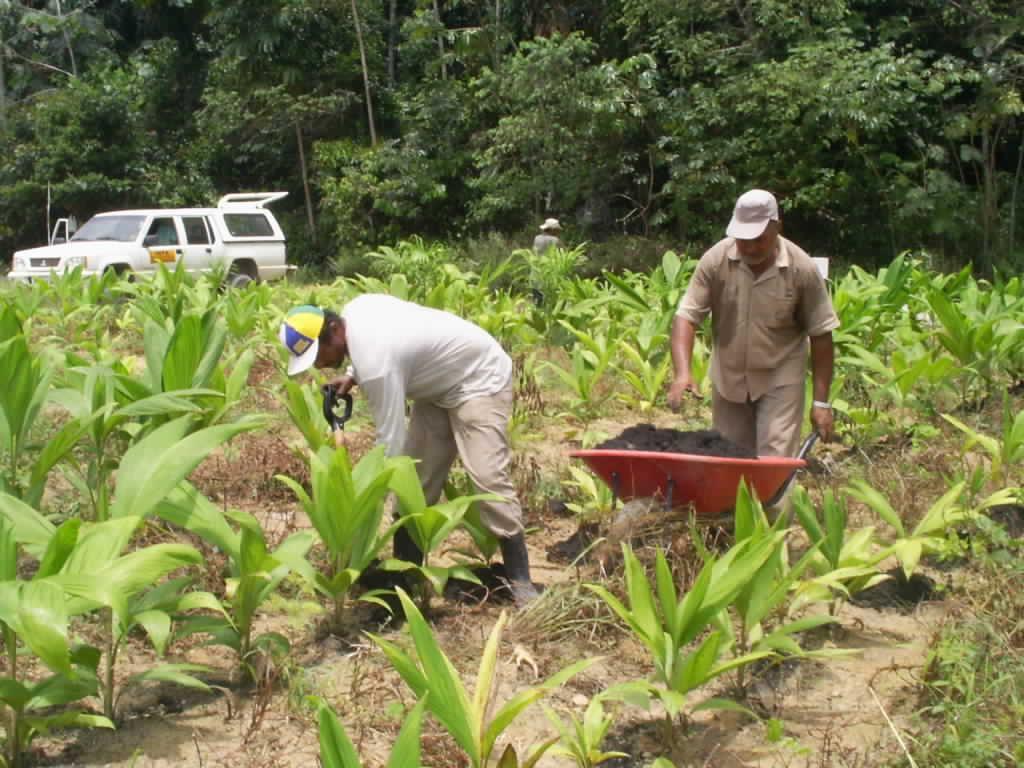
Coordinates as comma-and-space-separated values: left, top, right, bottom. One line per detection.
533, 218, 562, 254
279, 297, 541, 605
667, 189, 839, 464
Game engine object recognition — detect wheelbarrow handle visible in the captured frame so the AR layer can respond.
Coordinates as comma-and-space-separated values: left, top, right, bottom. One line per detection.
321, 384, 354, 432
796, 430, 820, 461
764, 431, 819, 509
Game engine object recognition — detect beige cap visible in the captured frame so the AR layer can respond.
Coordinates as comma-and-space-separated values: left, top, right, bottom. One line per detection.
726, 189, 779, 239
539, 218, 561, 232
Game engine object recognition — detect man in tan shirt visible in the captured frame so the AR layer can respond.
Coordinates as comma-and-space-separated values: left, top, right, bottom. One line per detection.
667, 189, 838, 458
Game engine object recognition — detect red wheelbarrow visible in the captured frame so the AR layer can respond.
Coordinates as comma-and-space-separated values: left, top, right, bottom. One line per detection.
569, 433, 817, 517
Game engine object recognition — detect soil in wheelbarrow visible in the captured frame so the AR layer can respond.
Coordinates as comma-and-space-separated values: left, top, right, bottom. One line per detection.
596, 424, 756, 458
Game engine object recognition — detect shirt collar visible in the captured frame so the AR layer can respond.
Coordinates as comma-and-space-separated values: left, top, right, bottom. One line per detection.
726, 237, 790, 268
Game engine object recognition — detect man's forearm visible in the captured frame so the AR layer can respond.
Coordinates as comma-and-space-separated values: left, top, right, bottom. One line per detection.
671, 315, 697, 378
809, 333, 834, 402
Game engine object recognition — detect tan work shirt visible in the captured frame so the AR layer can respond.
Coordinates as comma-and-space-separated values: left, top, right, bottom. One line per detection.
676, 236, 839, 403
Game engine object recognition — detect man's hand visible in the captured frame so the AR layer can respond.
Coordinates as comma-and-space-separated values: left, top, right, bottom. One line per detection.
667, 376, 700, 412
327, 374, 356, 397
811, 405, 834, 442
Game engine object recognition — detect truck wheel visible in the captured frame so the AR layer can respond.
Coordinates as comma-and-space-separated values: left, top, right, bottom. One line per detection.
101, 266, 133, 304
227, 271, 254, 290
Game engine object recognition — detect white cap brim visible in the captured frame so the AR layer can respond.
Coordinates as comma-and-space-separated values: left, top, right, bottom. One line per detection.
279, 322, 320, 376
726, 217, 771, 240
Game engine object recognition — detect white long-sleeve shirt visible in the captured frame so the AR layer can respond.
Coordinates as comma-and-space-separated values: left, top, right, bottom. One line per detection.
342, 294, 513, 456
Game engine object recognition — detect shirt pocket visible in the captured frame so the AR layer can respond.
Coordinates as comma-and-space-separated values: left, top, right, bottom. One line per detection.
763, 285, 798, 329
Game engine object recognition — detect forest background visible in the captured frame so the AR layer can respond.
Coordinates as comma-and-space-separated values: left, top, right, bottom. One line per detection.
0, 0, 1021, 277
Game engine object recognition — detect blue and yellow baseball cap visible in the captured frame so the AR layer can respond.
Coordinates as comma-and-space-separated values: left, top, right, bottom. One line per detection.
279, 305, 325, 375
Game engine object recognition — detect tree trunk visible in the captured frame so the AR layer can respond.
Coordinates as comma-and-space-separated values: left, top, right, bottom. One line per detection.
433, 0, 446, 80
0, 24, 6, 132
350, 0, 378, 146
980, 127, 996, 275
493, 0, 501, 70
387, 0, 397, 87
56, 0, 77, 77
295, 121, 316, 238
1009, 125, 1023, 260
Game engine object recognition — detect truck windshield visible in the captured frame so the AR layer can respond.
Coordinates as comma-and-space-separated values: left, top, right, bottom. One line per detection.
71, 215, 146, 243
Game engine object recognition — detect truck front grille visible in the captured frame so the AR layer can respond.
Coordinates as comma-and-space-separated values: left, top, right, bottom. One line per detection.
31, 258, 61, 268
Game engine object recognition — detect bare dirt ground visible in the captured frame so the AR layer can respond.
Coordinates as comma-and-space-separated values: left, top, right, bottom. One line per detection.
38, 382, 970, 768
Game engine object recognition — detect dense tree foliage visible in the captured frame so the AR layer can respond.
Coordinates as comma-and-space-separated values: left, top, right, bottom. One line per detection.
0, 0, 1021, 272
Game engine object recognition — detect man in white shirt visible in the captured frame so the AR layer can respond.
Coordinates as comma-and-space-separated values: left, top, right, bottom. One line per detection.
279, 296, 540, 605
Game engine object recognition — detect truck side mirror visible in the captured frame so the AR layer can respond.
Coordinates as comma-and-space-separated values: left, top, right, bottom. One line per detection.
143, 234, 159, 247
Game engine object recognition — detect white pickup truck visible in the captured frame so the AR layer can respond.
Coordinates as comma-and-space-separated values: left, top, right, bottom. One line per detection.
8, 192, 292, 286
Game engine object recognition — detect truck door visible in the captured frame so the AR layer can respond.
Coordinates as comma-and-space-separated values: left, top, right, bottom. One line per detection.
179, 216, 221, 273
144, 216, 182, 268
49, 217, 76, 245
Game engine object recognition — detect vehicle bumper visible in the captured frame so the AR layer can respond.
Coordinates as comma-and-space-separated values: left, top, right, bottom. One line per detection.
7, 268, 99, 283
258, 264, 296, 281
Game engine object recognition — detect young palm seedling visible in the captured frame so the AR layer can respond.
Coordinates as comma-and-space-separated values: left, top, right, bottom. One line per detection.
277, 445, 413, 631
0, 320, 90, 507
543, 697, 629, 767
369, 589, 597, 768
0, 518, 113, 768
155, 482, 315, 682
384, 461, 499, 602
848, 478, 1020, 577
717, 483, 845, 695
587, 539, 777, 730
318, 696, 428, 768
789, 486, 890, 616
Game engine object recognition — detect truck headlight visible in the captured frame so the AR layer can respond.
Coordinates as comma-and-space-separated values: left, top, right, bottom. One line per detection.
13, 256, 27, 270
64, 256, 87, 270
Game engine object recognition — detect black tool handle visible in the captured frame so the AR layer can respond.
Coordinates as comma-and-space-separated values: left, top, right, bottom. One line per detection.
321, 385, 354, 431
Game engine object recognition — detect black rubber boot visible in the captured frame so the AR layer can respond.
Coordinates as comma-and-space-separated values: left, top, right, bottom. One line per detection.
499, 532, 540, 606
393, 526, 424, 565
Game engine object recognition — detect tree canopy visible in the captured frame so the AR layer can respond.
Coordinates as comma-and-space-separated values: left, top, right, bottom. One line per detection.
1, 0, 1021, 273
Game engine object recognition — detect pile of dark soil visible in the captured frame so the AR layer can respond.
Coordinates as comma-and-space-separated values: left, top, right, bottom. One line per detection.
853, 567, 936, 611
985, 503, 1024, 538
443, 562, 517, 605
547, 522, 600, 564
596, 424, 756, 458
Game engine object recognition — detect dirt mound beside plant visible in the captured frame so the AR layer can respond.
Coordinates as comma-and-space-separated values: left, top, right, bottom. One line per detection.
596, 424, 755, 458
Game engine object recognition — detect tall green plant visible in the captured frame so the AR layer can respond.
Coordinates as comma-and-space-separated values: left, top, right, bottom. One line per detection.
719, 483, 841, 693
52, 366, 238, 520
0, 519, 113, 768
543, 697, 629, 767
614, 339, 670, 413
318, 696, 428, 768
588, 541, 776, 721
1, 412, 261, 718
277, 445, 410, 629
369, 589, 594, 768
541, 324, 615, 420
927, 286, 1002, 404
789, 487, 890, 616
156, 484, 315, 680
0, 322, 87, 504
942, 394, 1024, 489
384, 462, 497, 599
280, 378, 334, 453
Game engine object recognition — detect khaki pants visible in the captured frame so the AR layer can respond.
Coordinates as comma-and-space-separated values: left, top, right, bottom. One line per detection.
711, 381, 805, 458
712, 381, 805, 518
402, 385, 523, 539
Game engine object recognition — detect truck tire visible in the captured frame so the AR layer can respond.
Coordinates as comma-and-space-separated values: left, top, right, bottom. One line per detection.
227, 270, 254, 290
